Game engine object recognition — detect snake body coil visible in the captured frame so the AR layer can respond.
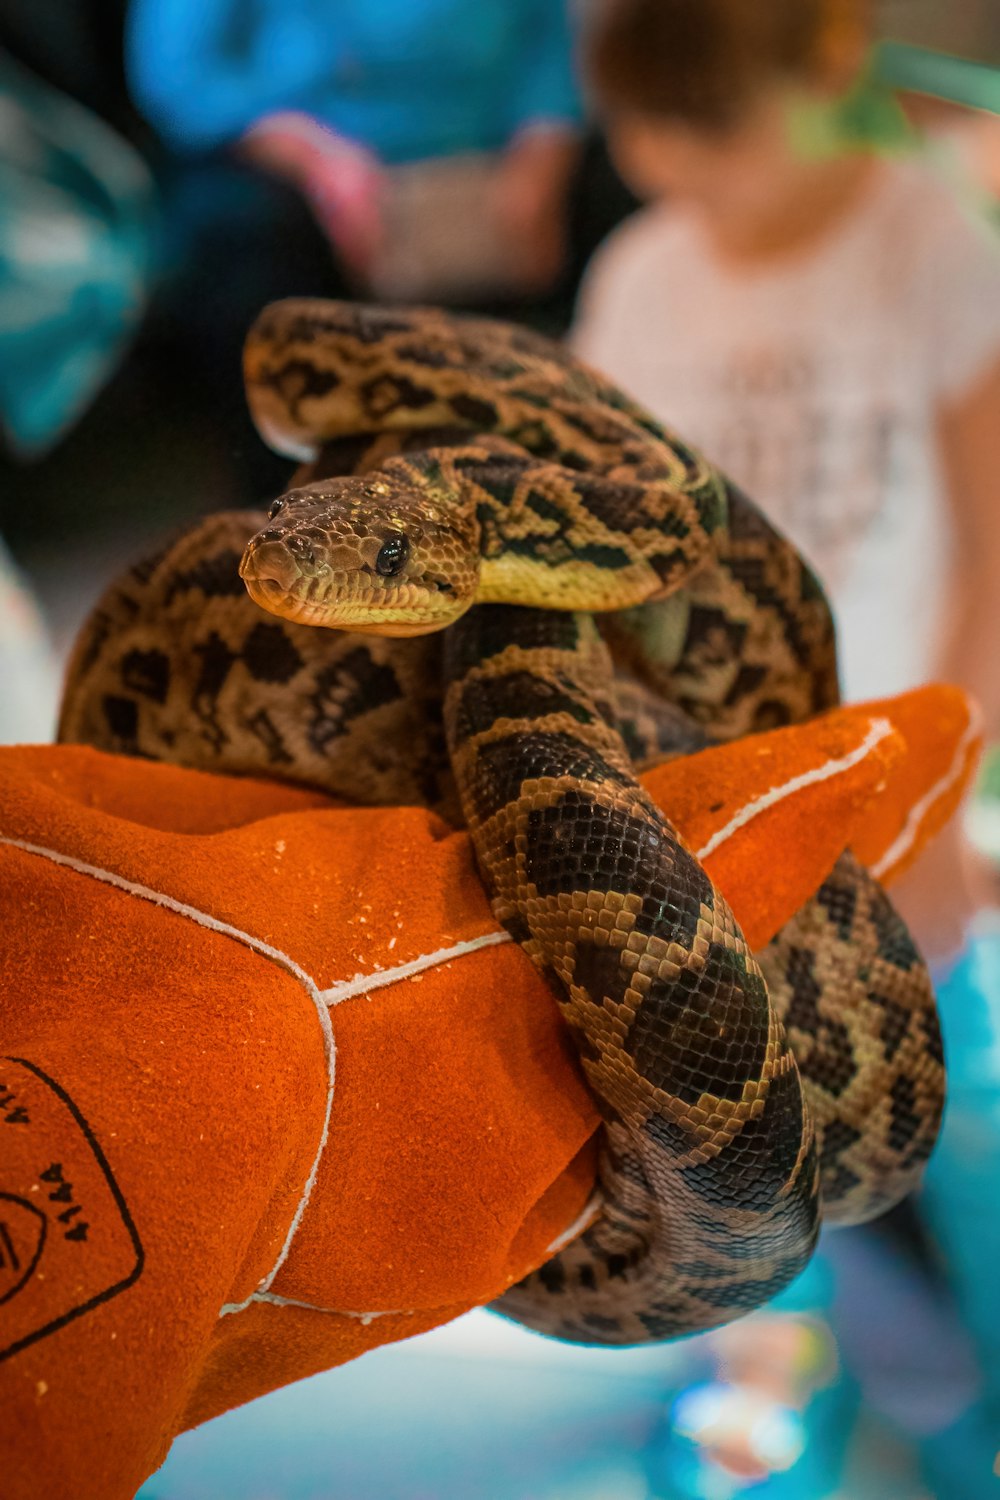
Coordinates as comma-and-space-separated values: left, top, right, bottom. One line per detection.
59, 300, 944, 1344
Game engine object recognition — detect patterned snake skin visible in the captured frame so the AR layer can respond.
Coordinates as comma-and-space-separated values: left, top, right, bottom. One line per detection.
59, 301, 944, 1344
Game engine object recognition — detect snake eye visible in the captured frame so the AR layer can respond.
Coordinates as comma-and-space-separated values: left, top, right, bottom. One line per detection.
375, 534, 410, 578
267, 496, 286, 521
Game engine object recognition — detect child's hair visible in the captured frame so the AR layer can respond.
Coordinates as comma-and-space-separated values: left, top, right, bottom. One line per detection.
587, 0, 857, 130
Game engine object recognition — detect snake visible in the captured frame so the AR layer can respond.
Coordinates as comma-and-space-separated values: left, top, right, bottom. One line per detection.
59, 300, 944, 1345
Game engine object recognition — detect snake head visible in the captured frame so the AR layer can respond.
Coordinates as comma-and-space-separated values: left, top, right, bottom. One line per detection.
239, 477, 480, 636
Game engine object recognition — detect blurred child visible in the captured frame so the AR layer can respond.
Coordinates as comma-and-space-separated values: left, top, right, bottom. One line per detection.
573, 0, 1000, 967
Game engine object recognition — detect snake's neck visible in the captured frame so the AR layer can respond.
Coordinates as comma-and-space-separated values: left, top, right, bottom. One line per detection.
477, 552, 592, 611
477, 550, 668, 614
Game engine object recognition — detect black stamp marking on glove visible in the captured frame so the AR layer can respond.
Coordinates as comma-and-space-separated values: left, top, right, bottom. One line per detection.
0, 1059, 143, 1364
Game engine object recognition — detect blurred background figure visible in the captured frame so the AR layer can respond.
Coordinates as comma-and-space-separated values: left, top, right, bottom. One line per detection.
573, 0, 1000, 975
2, 0, 635, 505
0, 0, 634, 673
126, 0, 584, 303
120, 0, 594, 490
0, 48, 155, 740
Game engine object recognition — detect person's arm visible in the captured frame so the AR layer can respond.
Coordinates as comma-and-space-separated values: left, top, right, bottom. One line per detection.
488, 1, 584, 290
505, 0, 585, 140
891, 358, 1000, 968
489, 130, 581, 290
935, 357, 1000, 730
125, 0, 336, 151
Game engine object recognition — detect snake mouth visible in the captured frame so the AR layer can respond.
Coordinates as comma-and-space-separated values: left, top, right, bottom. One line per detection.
240, 540, 333, 623
240, 544, 464, 636
243, 585, 452, 636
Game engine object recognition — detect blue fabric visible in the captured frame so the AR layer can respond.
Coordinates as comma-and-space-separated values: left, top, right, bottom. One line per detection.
125, 0, 583, 163
922, 930, 1000, 1376
916, 928, 1000, 1497
0, 55, 154, 457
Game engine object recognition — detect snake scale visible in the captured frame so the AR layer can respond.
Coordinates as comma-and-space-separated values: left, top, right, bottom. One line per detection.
59, 300, 944, 1344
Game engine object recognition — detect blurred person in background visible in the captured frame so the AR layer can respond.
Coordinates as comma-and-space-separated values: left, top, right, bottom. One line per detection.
573, 0, 1000, 976
118, 0, 597, 493
125, 0, 584, 302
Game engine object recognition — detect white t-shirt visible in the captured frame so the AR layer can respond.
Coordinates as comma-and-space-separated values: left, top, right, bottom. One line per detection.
573, 160, 1000, 702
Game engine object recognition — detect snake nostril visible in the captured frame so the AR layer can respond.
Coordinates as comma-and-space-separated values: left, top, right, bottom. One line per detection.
242, 539, 304, 595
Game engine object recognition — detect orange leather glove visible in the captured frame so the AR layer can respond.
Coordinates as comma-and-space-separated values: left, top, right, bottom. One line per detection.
0, 685, 978, 1500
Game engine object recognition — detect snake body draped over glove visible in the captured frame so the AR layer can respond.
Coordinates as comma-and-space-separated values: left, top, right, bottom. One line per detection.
442, 602, 817, 1342
59, 300, 944, 1345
